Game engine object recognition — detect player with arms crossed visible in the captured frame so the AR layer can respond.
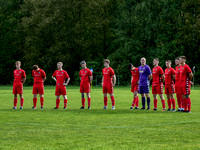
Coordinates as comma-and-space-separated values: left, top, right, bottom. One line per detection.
179, 56, 193, 112
32, 65, 46, 109
164, 60, 176, 112
12, 61, 26, 109
175, 57, 182, 111
102, 59, 116, 110
128, 63, 139, 109
152, 58, 166, 111
138, 57, 152, 110
79, 61, 93, 109
52, 62, 70, 109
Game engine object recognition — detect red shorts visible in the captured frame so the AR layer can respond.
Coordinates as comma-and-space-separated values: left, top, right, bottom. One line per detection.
131, 83, 139, 93
165, 84, 175, 94
103, 86, 113, 94
181, 85, 191, 95
152, 82, 163, 94
55, 85, 66, 96
80, 84, 90, 93
33, 85, 44, 95
13, 84, 23, 94
175, 84, 181, 94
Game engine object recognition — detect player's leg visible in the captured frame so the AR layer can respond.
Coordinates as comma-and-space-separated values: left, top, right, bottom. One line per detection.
153, 94, 158, 110
39, 94, 44, 109
63, 95, 68, 109
185, 95, 191, 112
55, 86, 61, 109
86, 93, 91, 109
145, 93, 150, 110
159, 94, 166, 111
130, 85, 138, 109
13, 85, 19, 109
109, 86, 115, 110
33, 94, 38, 109
170, 93, 176, 112
176, 93, 181, 111
103, 87, 108, 109
80, 93, 85, 109
19, 94, 24, 109
166, 94, 171, 111
13, 93, 18, 109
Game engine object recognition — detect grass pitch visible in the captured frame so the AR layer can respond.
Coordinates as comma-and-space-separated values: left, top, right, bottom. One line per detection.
0, 86, 200, 149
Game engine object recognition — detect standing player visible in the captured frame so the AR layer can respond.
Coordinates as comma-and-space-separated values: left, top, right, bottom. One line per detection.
13, 61, 26, 109
152, 58, 166, 111
179, 56, 193, 112
32, 65, 46, 109
175, 57, 182, 111
128, 63, 139, 109
138, 57, 152, 110
52, 62, 70, 109
79, 61, 93, 109
164, 60, 176, 111
102, 59, 116, 110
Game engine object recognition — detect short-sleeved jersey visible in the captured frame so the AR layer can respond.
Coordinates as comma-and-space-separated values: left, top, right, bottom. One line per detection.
32, 69, 46, 85
102, 67, 115, 87
175, 65, 182, 85
164, 67, 175, 85
79, 68, 92, 86
138, 65, 151, 86
13, 69, 26, 85
52, 70, 69, 86
131, 68, 139, 84
180, 64, 192, 87
152, 66, 164, 84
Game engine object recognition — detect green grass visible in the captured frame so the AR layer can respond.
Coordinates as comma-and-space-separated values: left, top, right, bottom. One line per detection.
0, 86, 200, 150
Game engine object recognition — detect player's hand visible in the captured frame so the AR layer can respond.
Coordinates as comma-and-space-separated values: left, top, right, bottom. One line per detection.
101, 83, 103, 86
112, 83, 116, 87
190, 81, 193, 85
63, 83, 68, 86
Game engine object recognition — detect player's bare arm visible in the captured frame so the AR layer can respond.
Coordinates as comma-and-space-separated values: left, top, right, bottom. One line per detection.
189, 72, 193, 81
101, 76, 104, 86
112, 75, 116, 86
22, 77, 26, 84
63, 78, 70, 86
148, 74, 152, 81
43, 77, 46, 82
89, 76, 93, 84
172, 75, 175, 81
52, 76, 57, 82
161, 74, 165, 83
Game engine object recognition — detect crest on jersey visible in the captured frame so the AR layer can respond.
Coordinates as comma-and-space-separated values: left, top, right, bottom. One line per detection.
182, 67, 184, 70
135, 70, 136, 72
168, 70, 170, 72
62, 72, 63, 74
179, 68, 180, 70
39, 72, 40, 74
107, 69, 109, 71
19, 71, 21, 73
155, 69, 157, 71
85, 71, 87, 73
143, 67, 145, 70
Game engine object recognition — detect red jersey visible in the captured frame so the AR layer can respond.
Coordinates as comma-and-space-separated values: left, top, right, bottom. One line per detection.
180, 64, 192, 87
13, 69, 26, 85
131, 68, 139, 84
152, 66, 164, 84
102, 67, 115, 87
164, 67, 175, 85
53, 70, 69, 86
32, 69, 46, 85
79, 68, 92, 86
175, 65, 182, 85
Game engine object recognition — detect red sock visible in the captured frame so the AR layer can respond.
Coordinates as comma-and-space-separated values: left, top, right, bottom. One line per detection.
136, 96, 139, 107
132, 98, 136, 107
20, 98, 24, 107
176, 94, 180, 108
14, 98, 17, 107
111, 96, 115, 106
186, 98, 191, 112
161, 99, 166, 109
179, 94, 182, 108
154, 99, 158, 109
172, 98, 176, 109
88, 98, 91, 107
167, 99, 171, 109
183, 99, 187, 110
33, 98, 37, 108
56, 99, 60, 108
104, 97, 108, 106
40, 97, 44, 107
64, 99, 67, 108
82, 98, 85, 107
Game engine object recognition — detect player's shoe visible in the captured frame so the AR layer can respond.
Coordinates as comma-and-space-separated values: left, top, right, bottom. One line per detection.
20, 107, 23, 109
161, 108, 166, 111
167, 108, 171, 111
130, 106, 134, 110
172, 109, 176, 112
63, 107, 66, 109
152, 108, 157, 111
54, 107, 59, 109
140, 107, 145, 110
13, 107, 17, 109
88, 106, 91, 109
146, 108, 150, 110
187, 111, 191, 113
177, 108, 181, 112
41, 107, 43, 109
135, 107, 139, 109
111, 106, 115, 110
103, 106, 108, 109
32, 107, 37, 109
80, 106, 85, 109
